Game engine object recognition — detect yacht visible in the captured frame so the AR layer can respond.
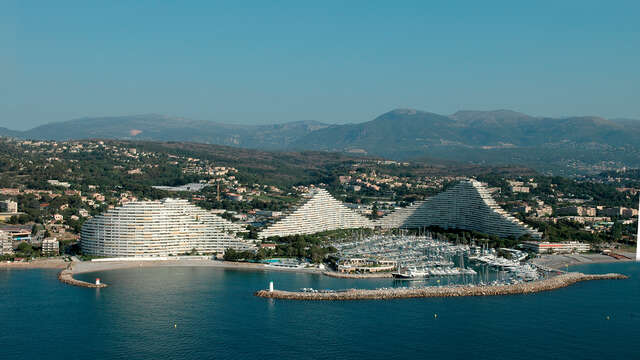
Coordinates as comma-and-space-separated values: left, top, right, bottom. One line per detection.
392, 267, 429, 280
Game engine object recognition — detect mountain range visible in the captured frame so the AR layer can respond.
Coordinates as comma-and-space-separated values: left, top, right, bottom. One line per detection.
0, 115, 329, 150
2, 109, 640, 174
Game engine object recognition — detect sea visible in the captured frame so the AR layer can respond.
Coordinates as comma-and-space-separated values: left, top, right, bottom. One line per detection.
1, 262, 639, 360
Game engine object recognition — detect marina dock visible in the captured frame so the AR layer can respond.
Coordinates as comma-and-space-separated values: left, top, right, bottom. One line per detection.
255, 272, 628, 300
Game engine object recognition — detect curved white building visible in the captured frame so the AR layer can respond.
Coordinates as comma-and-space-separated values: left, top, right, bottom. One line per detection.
377, 180, 542, 239
81, 199, 253, 257
259, 188, 373, 239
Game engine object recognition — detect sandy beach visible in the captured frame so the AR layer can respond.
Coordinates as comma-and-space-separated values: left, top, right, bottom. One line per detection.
71, 259, 323, 275
531, 252, 634, 270
0, 258, 68, 270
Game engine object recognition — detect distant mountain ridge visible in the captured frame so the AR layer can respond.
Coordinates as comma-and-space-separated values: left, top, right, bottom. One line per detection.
0, 114, 329, 150
288, 109, 640, 174
2, 109, 640, 174
292, 108, 638, 152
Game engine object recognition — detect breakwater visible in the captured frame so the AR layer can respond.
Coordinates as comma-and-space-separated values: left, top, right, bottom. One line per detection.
58, 264, 108, 288
256, 272, 628, 300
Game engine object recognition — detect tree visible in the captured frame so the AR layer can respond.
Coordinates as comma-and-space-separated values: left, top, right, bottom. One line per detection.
16, 242, 35, 257
611, 222, 623, 241
223, 248, 240, 261
370, 203, 379, 219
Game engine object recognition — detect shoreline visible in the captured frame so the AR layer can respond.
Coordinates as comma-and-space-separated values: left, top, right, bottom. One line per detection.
531, 253, 634, 271
70, 259, 323, 275
255, 272, 629, 301
2, 251, 634, 275
2, 255, 634, 292
0, 258, 68, 270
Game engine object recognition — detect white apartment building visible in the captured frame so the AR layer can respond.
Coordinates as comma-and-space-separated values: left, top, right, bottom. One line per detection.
258, 189, 373, 239
521, 241, 590, 254
0, 200, 18, 213
41, 237, 60, 255
81, 199, 253, 257
0, 230, 13, 256
377, 180, 542, 239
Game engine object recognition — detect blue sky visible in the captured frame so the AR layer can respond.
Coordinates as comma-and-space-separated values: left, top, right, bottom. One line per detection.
2, 0, 639, 129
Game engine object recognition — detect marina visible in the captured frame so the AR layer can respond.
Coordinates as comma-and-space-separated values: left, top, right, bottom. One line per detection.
333, 233, 544, 284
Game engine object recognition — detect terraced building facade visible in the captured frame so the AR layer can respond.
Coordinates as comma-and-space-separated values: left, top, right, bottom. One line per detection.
377, 180, 542, 239
81, 198, 253, 257
259, 188, 373, 239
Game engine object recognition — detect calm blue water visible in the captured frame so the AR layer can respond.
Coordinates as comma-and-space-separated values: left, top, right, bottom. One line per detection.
1, 262, 639, 360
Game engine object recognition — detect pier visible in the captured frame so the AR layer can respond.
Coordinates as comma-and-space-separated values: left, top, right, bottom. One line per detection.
57, 264, 108, 288
255, 272, 628, 300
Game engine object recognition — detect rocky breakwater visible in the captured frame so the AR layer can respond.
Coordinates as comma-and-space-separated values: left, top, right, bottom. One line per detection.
58, 264, 108, 288
255, 272, 628, 301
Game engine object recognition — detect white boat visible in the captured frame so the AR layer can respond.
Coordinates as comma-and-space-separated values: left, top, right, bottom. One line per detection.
392, 267, 429, 280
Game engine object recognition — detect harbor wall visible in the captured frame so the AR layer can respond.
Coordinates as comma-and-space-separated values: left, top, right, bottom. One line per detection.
255, 272, 628, 300
58, 264, 108, 288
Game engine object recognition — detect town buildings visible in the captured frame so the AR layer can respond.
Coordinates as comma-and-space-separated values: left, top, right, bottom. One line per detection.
41, 237, 60, 255
557, 206, 596, 217
0, 225, 32, 242
521, 241, 590, 254
151, 183, 210, 192
0, 230, 13, 256
601, 207, 638, 218
337, 258, 396, 273
0, 200, 18, 213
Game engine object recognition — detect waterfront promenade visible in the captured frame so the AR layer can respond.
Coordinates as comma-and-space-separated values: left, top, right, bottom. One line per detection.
255, 272, 628, 300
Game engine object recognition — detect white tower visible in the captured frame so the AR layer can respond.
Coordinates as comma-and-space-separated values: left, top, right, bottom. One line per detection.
636, 195, 640, 261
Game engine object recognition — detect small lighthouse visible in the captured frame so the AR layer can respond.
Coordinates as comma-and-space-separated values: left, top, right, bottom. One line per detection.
95, 278, 101, 285
269, 281, 274, 292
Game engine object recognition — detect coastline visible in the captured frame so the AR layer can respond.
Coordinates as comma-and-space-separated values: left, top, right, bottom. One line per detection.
531, 252, 634, 270
2, 249, 635, 275
2, 254, 634, 292
70, 259, 323, 275
0, 258, 68, 270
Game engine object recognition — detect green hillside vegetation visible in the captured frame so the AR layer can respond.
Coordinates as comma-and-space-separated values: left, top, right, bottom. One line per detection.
3, 109, 640, 175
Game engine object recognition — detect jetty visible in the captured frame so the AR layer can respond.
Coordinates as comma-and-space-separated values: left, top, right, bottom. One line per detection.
58, 264, 108, 288
255, 272, 628, 300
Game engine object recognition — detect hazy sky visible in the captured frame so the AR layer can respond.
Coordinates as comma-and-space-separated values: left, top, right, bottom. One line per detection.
2, 1, 639, 130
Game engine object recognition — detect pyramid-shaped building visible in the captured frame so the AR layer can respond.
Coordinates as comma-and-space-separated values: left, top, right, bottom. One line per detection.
377, 180, 542, 239
259, 188, 374, 239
